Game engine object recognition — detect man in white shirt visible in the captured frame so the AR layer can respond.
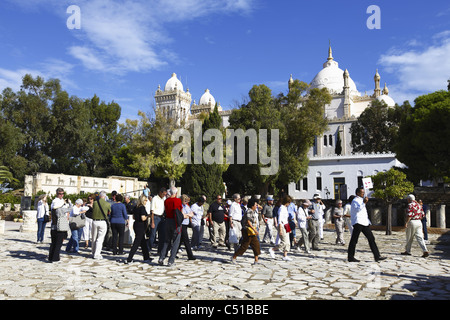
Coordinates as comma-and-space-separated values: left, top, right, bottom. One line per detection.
347, 187, 386, 262
343, 195, 355, 235
49, 188, 71, 262
190, 197, 205, 249
228, 193, 243, 252
309, 193, 325, 250
148, 187, 167, 252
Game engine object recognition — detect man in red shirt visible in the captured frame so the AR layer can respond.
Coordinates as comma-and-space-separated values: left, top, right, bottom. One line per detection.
402, 194, 429, 258
158, 186, 183, 266
164, 190, 182, 219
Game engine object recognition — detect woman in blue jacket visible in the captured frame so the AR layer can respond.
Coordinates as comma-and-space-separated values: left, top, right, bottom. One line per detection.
110, 194, 129, 255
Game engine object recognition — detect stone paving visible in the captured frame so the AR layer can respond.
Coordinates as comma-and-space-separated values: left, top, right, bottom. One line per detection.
0, 221, 449, 301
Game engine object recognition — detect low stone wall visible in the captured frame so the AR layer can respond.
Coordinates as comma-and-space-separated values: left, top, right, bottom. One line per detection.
0, 211, 22, 221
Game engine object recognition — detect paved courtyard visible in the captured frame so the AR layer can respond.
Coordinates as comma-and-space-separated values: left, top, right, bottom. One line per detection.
0, 221, 449, 301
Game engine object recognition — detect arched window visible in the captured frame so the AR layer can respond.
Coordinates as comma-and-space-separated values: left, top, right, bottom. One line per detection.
329, 135, 333, 146
316, 172, 322, 191
357, 170, 363, 188
324, 135, 327, 146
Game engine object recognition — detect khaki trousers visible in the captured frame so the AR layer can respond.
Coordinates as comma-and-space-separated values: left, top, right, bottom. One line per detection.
405, 220, 428, 253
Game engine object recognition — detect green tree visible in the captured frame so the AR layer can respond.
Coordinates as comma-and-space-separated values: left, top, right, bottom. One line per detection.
350, 99, 411, 154
120, 109, 186, 187
1, 74, 124, 182
47, 91, 95, 175
395, 90, 450, 183
0, 166, 19, 189
82, 95, 123, 177
226, 80, 331, 196
111, 145, 139, 177
371, 168, 414, 235
226, 84, 283, 195
0, 116, 27, 189
0, 75, 58, 177
182, 104, 226, 201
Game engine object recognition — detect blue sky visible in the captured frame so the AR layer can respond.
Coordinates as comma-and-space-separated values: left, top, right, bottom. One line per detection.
0, 0, 449, 123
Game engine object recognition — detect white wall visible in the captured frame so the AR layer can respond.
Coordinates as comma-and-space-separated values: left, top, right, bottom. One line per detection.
24, 173, 147, 198
288, 153, 403, 200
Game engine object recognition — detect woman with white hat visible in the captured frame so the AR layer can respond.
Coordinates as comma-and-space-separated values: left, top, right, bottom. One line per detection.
333, 200, 345, 245
309, 193, 325, 250
296, 200, 312, 253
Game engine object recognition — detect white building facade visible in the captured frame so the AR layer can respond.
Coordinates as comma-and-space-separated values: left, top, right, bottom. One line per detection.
153, 45, 401, 201
154, 73, 232, 127
24, 172, 147, 198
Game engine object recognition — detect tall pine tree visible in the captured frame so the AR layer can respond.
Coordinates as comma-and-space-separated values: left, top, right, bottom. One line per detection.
181, 104, 226, 202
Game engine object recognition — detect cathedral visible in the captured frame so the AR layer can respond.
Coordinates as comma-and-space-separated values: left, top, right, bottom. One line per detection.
154, 45, 402, 200
288, 45, 401, 200
154, 73, 232, 127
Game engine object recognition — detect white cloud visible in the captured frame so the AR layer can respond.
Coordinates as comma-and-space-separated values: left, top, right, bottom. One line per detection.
68, 46, 107, 72
378, 31, 450, 104
0, 59, 77, 92
6, 0, 255, 74
67, 0, 256, 74
0, 68, 39, 91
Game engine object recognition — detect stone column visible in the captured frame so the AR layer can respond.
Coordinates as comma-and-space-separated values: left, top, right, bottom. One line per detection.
19, 210, 38, 233
437, 204, 446, 229
392, 206, 398, 226
325, 208, 332, 224
426, 208, 431, 228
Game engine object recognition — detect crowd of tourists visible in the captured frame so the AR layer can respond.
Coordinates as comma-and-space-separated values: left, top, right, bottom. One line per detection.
35, 185, 430, 265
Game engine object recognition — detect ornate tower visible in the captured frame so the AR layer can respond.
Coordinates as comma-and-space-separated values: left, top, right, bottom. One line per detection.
382, 82, 389, 95
154, 73, 192, 125
343, 68, 351, 118
374, 69, 381, 97
288, 74, 294, 91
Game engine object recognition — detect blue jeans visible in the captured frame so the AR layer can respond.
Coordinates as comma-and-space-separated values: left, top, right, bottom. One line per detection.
422, 218, 428, 241
289, 220, 296, 246
148, 215, 164, 251
37, 218, 47, 242
191, 224, 201, 247
66, 228, 82, 253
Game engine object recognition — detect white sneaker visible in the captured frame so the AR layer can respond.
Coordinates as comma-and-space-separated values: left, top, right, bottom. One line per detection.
282, 256, 292, 261
268, 248, 275, 259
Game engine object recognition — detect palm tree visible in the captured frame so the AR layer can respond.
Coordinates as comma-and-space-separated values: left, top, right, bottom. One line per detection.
0, 166, 18, 186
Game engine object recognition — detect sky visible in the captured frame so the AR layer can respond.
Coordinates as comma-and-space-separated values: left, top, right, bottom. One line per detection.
0, 0, 449, 123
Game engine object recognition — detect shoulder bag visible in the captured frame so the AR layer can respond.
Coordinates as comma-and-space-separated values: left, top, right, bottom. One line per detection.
43, 205, 50, 223
54, 207, 71, 232
69, 213, 86, 230
284, 223, 291, 233
247, 226, 257, 237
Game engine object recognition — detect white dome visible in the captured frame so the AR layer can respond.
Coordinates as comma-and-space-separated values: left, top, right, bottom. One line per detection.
199, 89, 215, 106
310, 60, 359, 95
376, 94, 395, 107
164, 73, 183, 92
